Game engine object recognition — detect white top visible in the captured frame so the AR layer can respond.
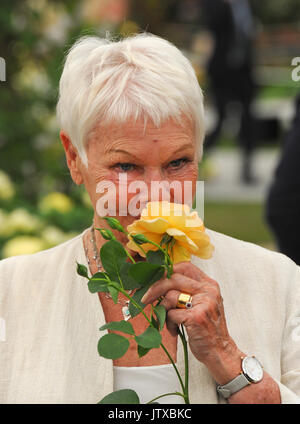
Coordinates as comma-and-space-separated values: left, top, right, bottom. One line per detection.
0, 227, 300, 403
113, 364, 185, 404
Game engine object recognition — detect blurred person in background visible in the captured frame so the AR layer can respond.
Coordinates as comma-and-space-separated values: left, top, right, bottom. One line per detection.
202, 0, 258, 184
265, 93, 300, 266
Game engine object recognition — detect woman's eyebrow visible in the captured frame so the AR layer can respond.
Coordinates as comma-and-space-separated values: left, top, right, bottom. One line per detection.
106, 148, 140, 161
108, 143, 193, 159
171, 143, 194, 155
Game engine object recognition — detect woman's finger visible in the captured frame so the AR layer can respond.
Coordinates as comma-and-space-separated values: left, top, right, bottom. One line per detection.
165, 308, 193, 336
172, 261, 213, 283
166, 305, 207, 334
159, 290, 204, 312
141, 272, 208, 305
158, 290, 179, 311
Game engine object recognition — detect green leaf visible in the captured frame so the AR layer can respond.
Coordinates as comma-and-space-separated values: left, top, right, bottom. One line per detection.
135, 326, 162, 349
128, 262, 165, 286
92, 271, 109, 280
88, 280, 109, 293
100, 240, 127, 281
137, 344, 151, 358
99, 320, 135, 335
146, 250, 165, 266
108, 285, 119, 304
151, 315, 160, 330
128, 284, 150, 318
87, 272, 109, 293
76, 262, 89, 278
153, 305, 167, 330
120, 262, 142, 290
98, 333, 130, 359
98, 389, 140, 404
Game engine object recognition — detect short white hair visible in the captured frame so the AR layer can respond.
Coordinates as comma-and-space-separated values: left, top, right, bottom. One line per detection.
56, 33, 205, 168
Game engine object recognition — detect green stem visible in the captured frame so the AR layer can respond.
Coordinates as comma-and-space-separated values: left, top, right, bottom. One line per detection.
132, 239, 147, 257
124, 249, 136, 264
114, 285, 186, 395
163, 246, 174, 278
146, 391, 185, 404
115, 285, 152, 324
147, 240, 166, 252
178, 325, 190, 404
147, 240, 174, 278
156, 296, 164, 306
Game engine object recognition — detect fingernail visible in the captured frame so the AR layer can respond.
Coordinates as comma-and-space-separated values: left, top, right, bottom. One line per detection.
141, 293, 148, 304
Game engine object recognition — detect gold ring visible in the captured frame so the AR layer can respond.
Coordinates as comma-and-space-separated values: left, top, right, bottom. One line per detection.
176, 292, 193, 309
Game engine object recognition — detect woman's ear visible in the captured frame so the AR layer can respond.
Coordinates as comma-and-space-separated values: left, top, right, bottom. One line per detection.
60, 130, 84, 185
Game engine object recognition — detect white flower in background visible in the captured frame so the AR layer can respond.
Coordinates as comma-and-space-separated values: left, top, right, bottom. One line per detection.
0, 170, 15, 201
39, 192, 74, 214
30, 104, 59, 134
38, 2, 72, 45
44, 9, 72, 44
27, 0, 47, 12
13, 60, 51, 95
2, 236, 46, 258
41, 226, 78, 248
0, 208, 43, 237
45, 112, 59, 133
33, 133, 54, 151
41, 226, 65, 247
42, 226, 79, 247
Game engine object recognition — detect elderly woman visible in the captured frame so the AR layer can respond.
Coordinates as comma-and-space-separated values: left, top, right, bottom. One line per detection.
0, 33, 300, 404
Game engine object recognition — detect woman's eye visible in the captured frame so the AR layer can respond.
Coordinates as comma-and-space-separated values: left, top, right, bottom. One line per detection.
115, 163, 136, 172
168, 158, 189, 169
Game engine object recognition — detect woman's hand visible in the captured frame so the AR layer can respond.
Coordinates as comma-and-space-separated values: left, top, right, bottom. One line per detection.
141, 261, 281, 404
141, 261, 244, 384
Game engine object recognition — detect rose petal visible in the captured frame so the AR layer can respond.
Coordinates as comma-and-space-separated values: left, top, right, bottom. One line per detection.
170, 243, 191, 264
166, 227, 198, 252
138, 217, 171, 234
127, 231, 162, 256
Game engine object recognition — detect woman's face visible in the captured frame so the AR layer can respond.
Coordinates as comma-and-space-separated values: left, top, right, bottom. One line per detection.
63, 116, 199, 246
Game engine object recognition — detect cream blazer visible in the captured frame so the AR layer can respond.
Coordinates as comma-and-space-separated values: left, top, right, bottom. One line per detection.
0, 228, 300, 404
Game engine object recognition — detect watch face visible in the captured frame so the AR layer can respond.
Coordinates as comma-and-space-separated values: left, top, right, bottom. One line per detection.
242, 357, 263, 383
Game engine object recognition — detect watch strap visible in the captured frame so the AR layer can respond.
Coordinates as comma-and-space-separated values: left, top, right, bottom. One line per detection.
217, 372, 251, 399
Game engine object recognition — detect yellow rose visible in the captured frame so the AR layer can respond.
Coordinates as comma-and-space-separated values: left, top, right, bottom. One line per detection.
127, 201, 214, 264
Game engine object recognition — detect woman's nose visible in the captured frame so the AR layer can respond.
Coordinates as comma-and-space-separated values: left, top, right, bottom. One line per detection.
143, 169, 174, 203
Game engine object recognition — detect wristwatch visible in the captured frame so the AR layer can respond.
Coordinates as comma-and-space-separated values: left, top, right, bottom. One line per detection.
216, 356, 264, 399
